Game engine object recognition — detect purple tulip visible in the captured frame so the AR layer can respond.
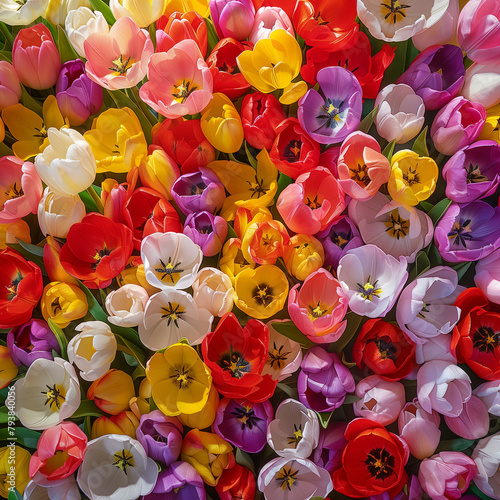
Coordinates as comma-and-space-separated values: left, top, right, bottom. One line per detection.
311, 421, 348, 474
434, 200, 500, 262
210, 0, 255, 41
298, 66, 362, 145
142, 461, 206, 500
297, 346, 355, 413
397, 44, 465, 110
171, 167, 225, 216
442, 140, 500, 203
55, 59, 103, 126
431, 96, 486, 155
7, 319, 60, 367
213, 397, 273, 454
183, 211, 228, 256
316, 216, 363, 269
136, 410, 183, 466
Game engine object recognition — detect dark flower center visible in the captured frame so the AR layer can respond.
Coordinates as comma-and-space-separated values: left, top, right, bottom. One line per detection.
283, 140, 302, 162
472, 325, 500, 353
369, 336, 398, 361
268, 342, 291, 369
466, 163, 488, 184
447, 219, 473, 248
230, 405, 263, 430
365, 447, 395, 480
252, 284, 274, 307
219, 345, 251, 379
380, 0, 410, 24
385, 211, 409, 239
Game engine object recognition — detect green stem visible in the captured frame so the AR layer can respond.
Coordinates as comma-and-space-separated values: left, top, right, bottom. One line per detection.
86, 185, 104, 214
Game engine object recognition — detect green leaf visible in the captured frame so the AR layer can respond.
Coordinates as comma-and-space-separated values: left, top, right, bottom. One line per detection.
427, 198, 452, 225
235, 448, 256, 474
72, 399, 104, 419
6, 243, 45, 271
316, 411, 333, 429
412, 126, 429, 157
419, 201, 433, 213
116, 335, 146, 370
408, 250, 431, 282
205, 18, 219, 55
0, 405, 16, 424
244, 141, 258, 169
453, 261, 473, 281
276, 172, 293, 198
16, 238, 44, 257
88, 0, 116, 24
79, 189, 100, 213
450, 438, 475, 452
47, 318, 68, 359
0, 427, 41, 449
470, 483, 497, 500
276, 382, 298, 400
21, 86, 43, 115
270, 321, 316, 348
343, 394, 361, 404
0, 22, 14, 49
358, 104, 378, 134
331, 313, 363, 353
8, 489, 22, 500
226, 222, 238, 240
57, 25, 79, 63
381, 139, 396, 162
427, 244, 443, 266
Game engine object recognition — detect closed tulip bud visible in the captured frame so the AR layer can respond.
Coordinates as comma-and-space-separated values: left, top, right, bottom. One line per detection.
0, 346, 17, 389
444, 396, 490, 440
87, 369, 136, 415
138, 148, 180, 201
398, 398, 441, 459
40, 281, 88, 328
45, 0, 88, 26
201, 92, 244, 153
12, 24, 61, 90
0, 220, 30, 250
184, 211, 228, 257
0, 61, 21, 111
91, 410, 139, 439
284, 234, 324, 281
472, 432, 500, 499
105, 284, 149, 328
34, 128, 97, 197
192, 267, 234, 317
65, 7, 110, 59
461, 61, 500, 109
0, 445, 30, 496
67, 321, 117, 382
156, 11, 208, 55
42, 236, 78, 285
38, 187, 86, 239
431, 96, 486, 155
210, 0, 255, 40
128, 377, 153, 419
110, 0, 168, 27
474, 380, 500, 416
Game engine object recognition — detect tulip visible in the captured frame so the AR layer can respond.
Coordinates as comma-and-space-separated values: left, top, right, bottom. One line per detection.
183, 211, 228, 257
419, 452, 478, 500
219, 237, 255, 284
34, 127, 97, 197
338, 244, 408, 318
14, 357, 80, 430
65, 6, 110, 58
375, 84, 425, 144
298, 347, 355, 413
258, 457, 333, 500
0, 0, 49, 25
0, 346, 17, 390
0, 220, 30, 250
192, 267, 234, 317
267, 399, 319, 459
29, 422, 87, 486
181, 429, 233, 486
0, 445, 30, 496
216, 463, 255, 500
444, 396, 490, 440
55, 59, 103, 126
178, 384, 219, 430
77, 435, 158, 500
241, 218, 289, 265
201, 92, 244, 153
156, 11, 207, 55
474, 380, 500, 416
357, 0, 450, 42
136, 411, 183, 465
104, 284, 149, 328
460, 60, 500, 109
140, 39, 213, 119
458, 0, 500, 64
431, 96, 486, 155
283, 234, 324, 281
417, 360, 471, 417
91, 410, 139, 440
87, 369, 136, 415
84, 107, 148, 174
7, 319, 60, 367
0, 61, 22, 111
472, 432, 500, 499
475, 248, 500, 304
398, 398, 441, 459
12, 24, 61, 90
210, 0, 255, 40
249, 6, 293, 45
138, 148, 180, 201
23, 476, 81, 500
42, 237, 79, 285
110, 0, 168, 27
416, 333, 456, 365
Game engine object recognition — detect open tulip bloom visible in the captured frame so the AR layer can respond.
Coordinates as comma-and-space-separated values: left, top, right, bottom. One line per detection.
5, 3, 500, 499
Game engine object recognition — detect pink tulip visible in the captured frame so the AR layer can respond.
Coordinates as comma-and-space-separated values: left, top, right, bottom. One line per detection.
475, 248, 500, 305
12, 24, 61, 90
458, 0, 500, 64
398, 398, 441, 459
288, 268, 348, 343
337, 131, 390, 201
249, 7, 293, 45
0, 156, 42, 224
0, 61, 21, 110
418, 451, 478, 500
444, 396, 490, 440
276, 166, 345, 235
140, 39, 213, 119
431, 96, 486, 156
84, 16, 154, 90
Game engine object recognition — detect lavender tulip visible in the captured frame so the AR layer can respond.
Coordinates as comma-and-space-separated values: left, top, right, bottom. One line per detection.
171, 168, 225, 216
213, 397, 273, 454
297, 346, 355, 413
183, 211, 228, 256
210, 0, 255, 41
434, 200, 500, 262
397, 44, 465, 110
7, 319, 60, 367
442, 140, 500, 203
56, 59, 103, 126
311, 421, 348, 474
298, 66, 362, 145
136, 410, 183, 465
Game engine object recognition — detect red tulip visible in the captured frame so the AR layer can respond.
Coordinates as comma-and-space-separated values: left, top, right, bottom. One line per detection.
215, 463, 256, 500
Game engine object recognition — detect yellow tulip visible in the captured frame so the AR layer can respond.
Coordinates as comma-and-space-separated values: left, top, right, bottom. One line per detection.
110, 0, 169, 27
165, 0, 209, 16
0, 346, 17, 390
0, 445, 31, 497
388, 150, 438, 206
117, 256, 161, 296
219, 238, 255, 285
138, 148, 180, 201
87, 369, 136, 415
91, 410, 140, 440
0, 220, 30, 250
40, 281, 88, 328
284, 234, 325, 281
237, 29, 302, 94
178, 384, 219, 429
479, 103, 500, 144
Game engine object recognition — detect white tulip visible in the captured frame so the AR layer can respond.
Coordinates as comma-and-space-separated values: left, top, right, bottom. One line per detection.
110, 0, 168, 27
460, 61, 500, 109
14, 358, 80, 431
472, 432, 500, 500
474, 380, 500, 417
192, 267, 234, 317
0, 0, 49, 26
105, 284, 149, 328
23, 476, 81, 500
45, 0, 89, 26
65, 7, 109, 58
